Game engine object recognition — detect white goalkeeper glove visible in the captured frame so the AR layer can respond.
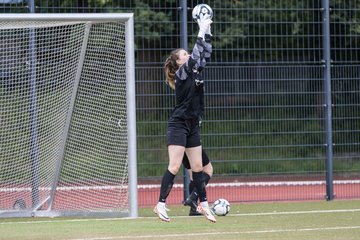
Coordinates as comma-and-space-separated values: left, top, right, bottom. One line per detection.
197, 18, 212, 40
206, 23, 212, 36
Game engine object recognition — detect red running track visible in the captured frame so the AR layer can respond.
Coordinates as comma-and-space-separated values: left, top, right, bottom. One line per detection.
1, 180, 359, 211
137, 180, 360, 207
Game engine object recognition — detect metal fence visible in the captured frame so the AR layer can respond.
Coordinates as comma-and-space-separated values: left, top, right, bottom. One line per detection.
1, 0, 359, 206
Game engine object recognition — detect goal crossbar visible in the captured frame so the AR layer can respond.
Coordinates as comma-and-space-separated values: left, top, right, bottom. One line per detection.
0, 13, 134, 21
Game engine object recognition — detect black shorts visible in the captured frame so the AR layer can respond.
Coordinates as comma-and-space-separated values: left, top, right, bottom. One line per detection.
182, 149, 210, 169
166, 118, 201, 148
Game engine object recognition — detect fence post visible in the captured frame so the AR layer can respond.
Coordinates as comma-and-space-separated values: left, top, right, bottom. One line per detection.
179, 0, 190, 201
321, 0, 334, 201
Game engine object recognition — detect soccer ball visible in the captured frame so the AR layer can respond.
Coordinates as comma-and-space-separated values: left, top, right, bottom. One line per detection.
192, 4, 213, 22
211, 198, 230, 216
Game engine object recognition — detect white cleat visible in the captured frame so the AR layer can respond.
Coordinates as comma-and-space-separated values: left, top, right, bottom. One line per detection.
197, 205, 216, 223
154, 202, 170, 222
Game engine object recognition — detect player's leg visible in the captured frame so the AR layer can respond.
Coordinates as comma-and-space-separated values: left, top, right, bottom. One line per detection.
155, 121, 187, 222
186, 169, 202, 215
186, 146, 216, 223
187, 162, 213, 203
182, 152, 201, 215
160, 145, 185, 203
185, 150, 213, 215
155, 145, 184, 222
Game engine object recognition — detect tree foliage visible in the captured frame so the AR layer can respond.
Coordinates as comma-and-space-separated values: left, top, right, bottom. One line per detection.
12, 0, 355, 64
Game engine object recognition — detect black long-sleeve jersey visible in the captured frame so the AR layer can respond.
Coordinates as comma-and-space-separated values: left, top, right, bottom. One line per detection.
170, 34, 212, 120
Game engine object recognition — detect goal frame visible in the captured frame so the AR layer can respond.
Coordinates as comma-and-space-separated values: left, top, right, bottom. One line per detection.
0, 13, 137, 218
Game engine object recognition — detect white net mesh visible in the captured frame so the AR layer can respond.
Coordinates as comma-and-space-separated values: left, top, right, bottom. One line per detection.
0, 19, 130, 216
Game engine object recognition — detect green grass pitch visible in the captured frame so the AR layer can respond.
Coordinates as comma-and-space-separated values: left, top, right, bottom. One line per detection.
0, 200, 359, 240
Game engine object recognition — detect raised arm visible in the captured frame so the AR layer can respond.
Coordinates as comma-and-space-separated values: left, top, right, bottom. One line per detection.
187, 18, 213, 72
175, 18, 212, 81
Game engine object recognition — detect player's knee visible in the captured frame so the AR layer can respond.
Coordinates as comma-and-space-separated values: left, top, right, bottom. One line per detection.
191, 163, 203, 172
168, 165, 181, 174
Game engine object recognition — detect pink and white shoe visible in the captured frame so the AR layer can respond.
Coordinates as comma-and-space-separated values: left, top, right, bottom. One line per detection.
197, 203, 216, 223
154, 202, 170, 222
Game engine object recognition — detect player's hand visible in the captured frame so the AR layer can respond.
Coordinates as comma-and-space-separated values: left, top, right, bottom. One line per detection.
205, 19, 212, 35
198, 18, 212, 30
198, 18, 212, 38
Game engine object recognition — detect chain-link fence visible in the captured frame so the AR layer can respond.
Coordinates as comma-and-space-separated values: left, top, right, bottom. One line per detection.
1, 0, 359, 206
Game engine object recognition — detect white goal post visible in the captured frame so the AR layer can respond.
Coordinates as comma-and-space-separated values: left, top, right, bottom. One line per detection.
0, 13, 137, 218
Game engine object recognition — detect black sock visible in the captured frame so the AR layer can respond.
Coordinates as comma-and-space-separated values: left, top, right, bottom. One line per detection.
203, 173, 211, 185
189, 181, 195, 193
189, 173, 211, 202
192, 171, 207, 202
188, 181, 198, 201
159, 170, 175, 202
189, 181, 197, 200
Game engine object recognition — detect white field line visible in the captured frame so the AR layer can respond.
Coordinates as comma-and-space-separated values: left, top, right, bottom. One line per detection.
69, 226, 360, 240
232, 208, 360, 216
139, 179, 360, 189
0, 180, 359, 192
1, 208, 360, 225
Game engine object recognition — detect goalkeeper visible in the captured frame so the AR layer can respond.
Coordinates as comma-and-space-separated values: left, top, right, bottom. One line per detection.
154, 15, 215, 223
182, 149, 213, 216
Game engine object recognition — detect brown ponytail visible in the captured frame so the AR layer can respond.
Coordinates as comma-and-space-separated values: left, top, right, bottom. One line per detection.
164, 48, 182, 90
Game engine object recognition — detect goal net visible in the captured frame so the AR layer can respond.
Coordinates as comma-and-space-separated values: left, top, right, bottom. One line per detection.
0, 14, 137, 218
